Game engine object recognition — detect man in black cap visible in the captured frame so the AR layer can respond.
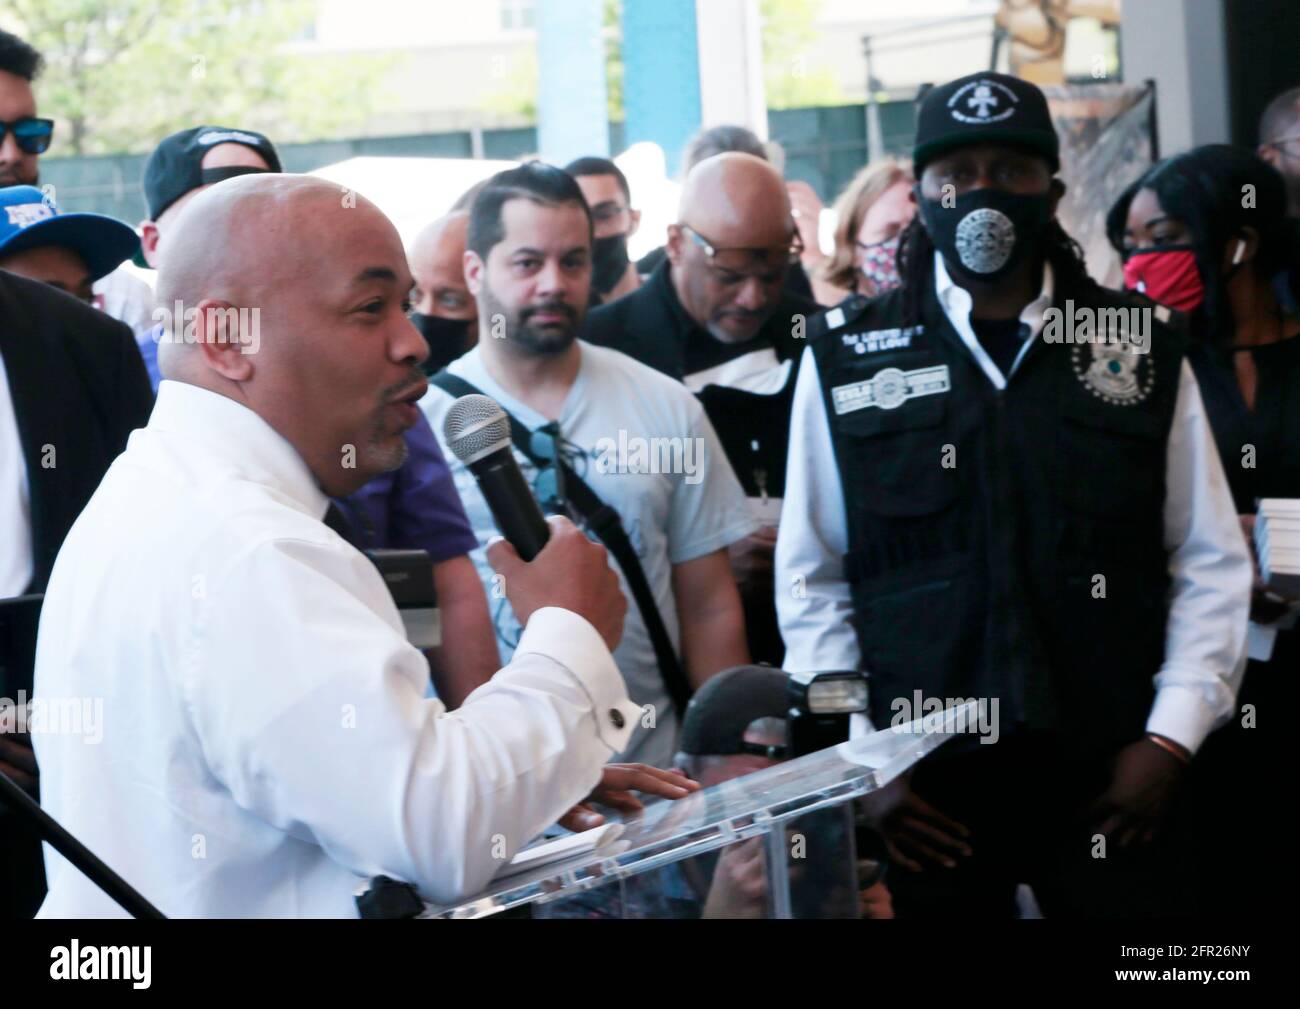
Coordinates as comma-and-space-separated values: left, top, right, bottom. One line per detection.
776, 72, 1252, 917
133, 125, 282, 387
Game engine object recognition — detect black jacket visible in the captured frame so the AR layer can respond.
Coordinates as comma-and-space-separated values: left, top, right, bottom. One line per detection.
0, 270, 154, 594
583, 261, 816, 498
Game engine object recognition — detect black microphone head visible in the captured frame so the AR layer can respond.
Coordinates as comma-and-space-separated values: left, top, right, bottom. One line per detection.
443, 394, 512, 466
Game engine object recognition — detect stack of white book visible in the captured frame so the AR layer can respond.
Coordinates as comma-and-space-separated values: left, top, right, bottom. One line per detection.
1254, 499, 1300, 598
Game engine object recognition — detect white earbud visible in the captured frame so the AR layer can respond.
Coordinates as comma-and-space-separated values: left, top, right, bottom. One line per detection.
1231, 239, 1246, 266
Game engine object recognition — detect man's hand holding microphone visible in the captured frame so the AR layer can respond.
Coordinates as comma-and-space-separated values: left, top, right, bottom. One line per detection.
445, 395, 699, 828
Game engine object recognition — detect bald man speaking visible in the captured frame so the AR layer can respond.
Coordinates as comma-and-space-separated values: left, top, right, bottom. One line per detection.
583, 152, 816, 664
30, 174, 657, 918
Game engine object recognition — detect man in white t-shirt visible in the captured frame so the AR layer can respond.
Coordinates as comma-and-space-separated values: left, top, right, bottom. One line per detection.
420, 162, 758, 768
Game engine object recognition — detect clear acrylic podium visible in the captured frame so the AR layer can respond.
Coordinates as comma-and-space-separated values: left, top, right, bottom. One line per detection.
421, 708, 970, 919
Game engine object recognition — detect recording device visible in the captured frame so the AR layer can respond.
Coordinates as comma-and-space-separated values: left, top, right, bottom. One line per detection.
442, 394, 551, 561
786, 670, 869, 757
363, 550, 440, 649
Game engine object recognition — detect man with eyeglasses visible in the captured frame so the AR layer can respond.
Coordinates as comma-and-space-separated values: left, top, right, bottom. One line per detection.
420, 161, 758, 770
582, 152, 817, 665
565, 156, 642, 304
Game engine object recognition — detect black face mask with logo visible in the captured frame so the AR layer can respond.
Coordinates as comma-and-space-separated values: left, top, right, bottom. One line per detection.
591, 233, 630, 296
917, 186, 1053, 283
410, 313, 474, 375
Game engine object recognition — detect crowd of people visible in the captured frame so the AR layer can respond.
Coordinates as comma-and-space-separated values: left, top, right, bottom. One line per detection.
1, 21, 1297, 919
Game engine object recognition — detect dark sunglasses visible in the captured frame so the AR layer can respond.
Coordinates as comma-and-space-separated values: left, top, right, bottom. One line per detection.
1, 117, 54, 155
529, 421, 587, 516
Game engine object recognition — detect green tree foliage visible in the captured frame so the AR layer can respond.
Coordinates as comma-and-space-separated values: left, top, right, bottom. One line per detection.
0, 0, 390, 154
760, 0, 843, 110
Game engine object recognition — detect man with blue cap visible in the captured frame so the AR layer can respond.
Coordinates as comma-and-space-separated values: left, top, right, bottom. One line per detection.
0, 185, 140, 303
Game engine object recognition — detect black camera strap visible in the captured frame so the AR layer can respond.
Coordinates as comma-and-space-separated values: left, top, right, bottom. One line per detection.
431, 370, 691, 718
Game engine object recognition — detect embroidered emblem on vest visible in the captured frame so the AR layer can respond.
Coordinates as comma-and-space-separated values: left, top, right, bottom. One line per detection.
1071, 344, 1155, 406
832, 364, 950, 414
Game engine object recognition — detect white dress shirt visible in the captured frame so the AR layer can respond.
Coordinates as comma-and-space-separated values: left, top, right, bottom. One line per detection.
0, 348, 33, 597
777, 253, 1251, 753
33, 380, 640, 918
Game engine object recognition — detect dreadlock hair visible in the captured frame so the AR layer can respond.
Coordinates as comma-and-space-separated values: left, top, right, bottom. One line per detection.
896, 208, 1091, 330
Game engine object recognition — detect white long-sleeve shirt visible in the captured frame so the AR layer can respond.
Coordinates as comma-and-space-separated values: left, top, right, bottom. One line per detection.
33, 380, 639, 918
776, 254, 1251, 754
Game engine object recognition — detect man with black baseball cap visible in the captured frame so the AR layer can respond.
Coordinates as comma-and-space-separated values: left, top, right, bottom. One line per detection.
129, 125, 280, 387
776, 72, 1251, 917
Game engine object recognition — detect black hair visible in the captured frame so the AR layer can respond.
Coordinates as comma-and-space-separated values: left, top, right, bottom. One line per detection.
563, 156, 631, 204
897, 190, 1091, 331
0, 29, 43, 81
466, 160, 592, 259
1105, 144, 1300, 345
681, 124, 767, 173
1259, 85, 1300, 146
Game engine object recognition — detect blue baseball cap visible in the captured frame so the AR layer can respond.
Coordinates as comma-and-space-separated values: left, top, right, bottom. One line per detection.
0, 185, 141, 282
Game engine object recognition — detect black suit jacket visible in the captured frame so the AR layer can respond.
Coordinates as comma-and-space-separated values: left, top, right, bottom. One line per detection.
0, 270, 154, 594
583, 262, 814, 503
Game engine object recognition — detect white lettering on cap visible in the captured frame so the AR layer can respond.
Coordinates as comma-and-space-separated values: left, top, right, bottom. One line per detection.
196, 130, 263, 147
5, 203, 56, 227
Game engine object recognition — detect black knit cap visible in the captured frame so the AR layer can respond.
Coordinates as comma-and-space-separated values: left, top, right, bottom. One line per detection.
912, 72, 1060, 177
143, 125, 282, 221
678, 665, 791, 757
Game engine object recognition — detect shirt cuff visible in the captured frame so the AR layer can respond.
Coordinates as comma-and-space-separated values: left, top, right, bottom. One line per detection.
1145, 683, 1223, 755
514, 606, 640, 753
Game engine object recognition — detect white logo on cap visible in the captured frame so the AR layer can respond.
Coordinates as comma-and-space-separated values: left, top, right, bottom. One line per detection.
948, 79, 1018, 124
196, 129, 262, 147
5, 202, 56, 228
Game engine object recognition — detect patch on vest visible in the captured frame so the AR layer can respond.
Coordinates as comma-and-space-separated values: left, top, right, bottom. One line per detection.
832, 364, 950, 414
840, 326, 920, 355
1071, 344, 1155, 406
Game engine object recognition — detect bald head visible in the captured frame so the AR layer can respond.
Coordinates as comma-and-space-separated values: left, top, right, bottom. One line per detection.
153, 172, 430, 497
408, 211, 476, 321
678, 152, 792, 248
411, 212, 469, 273
157, 175, 358, 359
668, 152, 797, 344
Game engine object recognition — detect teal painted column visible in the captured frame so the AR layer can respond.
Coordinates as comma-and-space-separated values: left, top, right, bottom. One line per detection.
537, 0, 610, 163
622, 0, 701, 176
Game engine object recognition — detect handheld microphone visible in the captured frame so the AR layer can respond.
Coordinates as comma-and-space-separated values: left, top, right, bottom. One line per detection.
443, 394, 551, 561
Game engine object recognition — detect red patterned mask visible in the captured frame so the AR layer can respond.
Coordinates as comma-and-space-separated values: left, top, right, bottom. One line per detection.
1123, 246, 1204, 313
858, 234, 902, 294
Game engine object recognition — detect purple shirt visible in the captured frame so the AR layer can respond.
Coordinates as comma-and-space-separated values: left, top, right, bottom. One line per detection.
333, 409, 478, 562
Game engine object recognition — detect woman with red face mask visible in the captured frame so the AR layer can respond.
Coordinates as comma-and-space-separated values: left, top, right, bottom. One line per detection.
1107, 145, 1300, 915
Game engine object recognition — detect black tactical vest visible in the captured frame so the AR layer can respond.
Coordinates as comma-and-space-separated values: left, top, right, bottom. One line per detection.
809, 272, 1186, 756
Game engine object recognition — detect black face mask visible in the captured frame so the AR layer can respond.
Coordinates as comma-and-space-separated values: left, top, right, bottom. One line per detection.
591, 233, 630, 295
917, 186, 1053, 282
409, 313, 474, 375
